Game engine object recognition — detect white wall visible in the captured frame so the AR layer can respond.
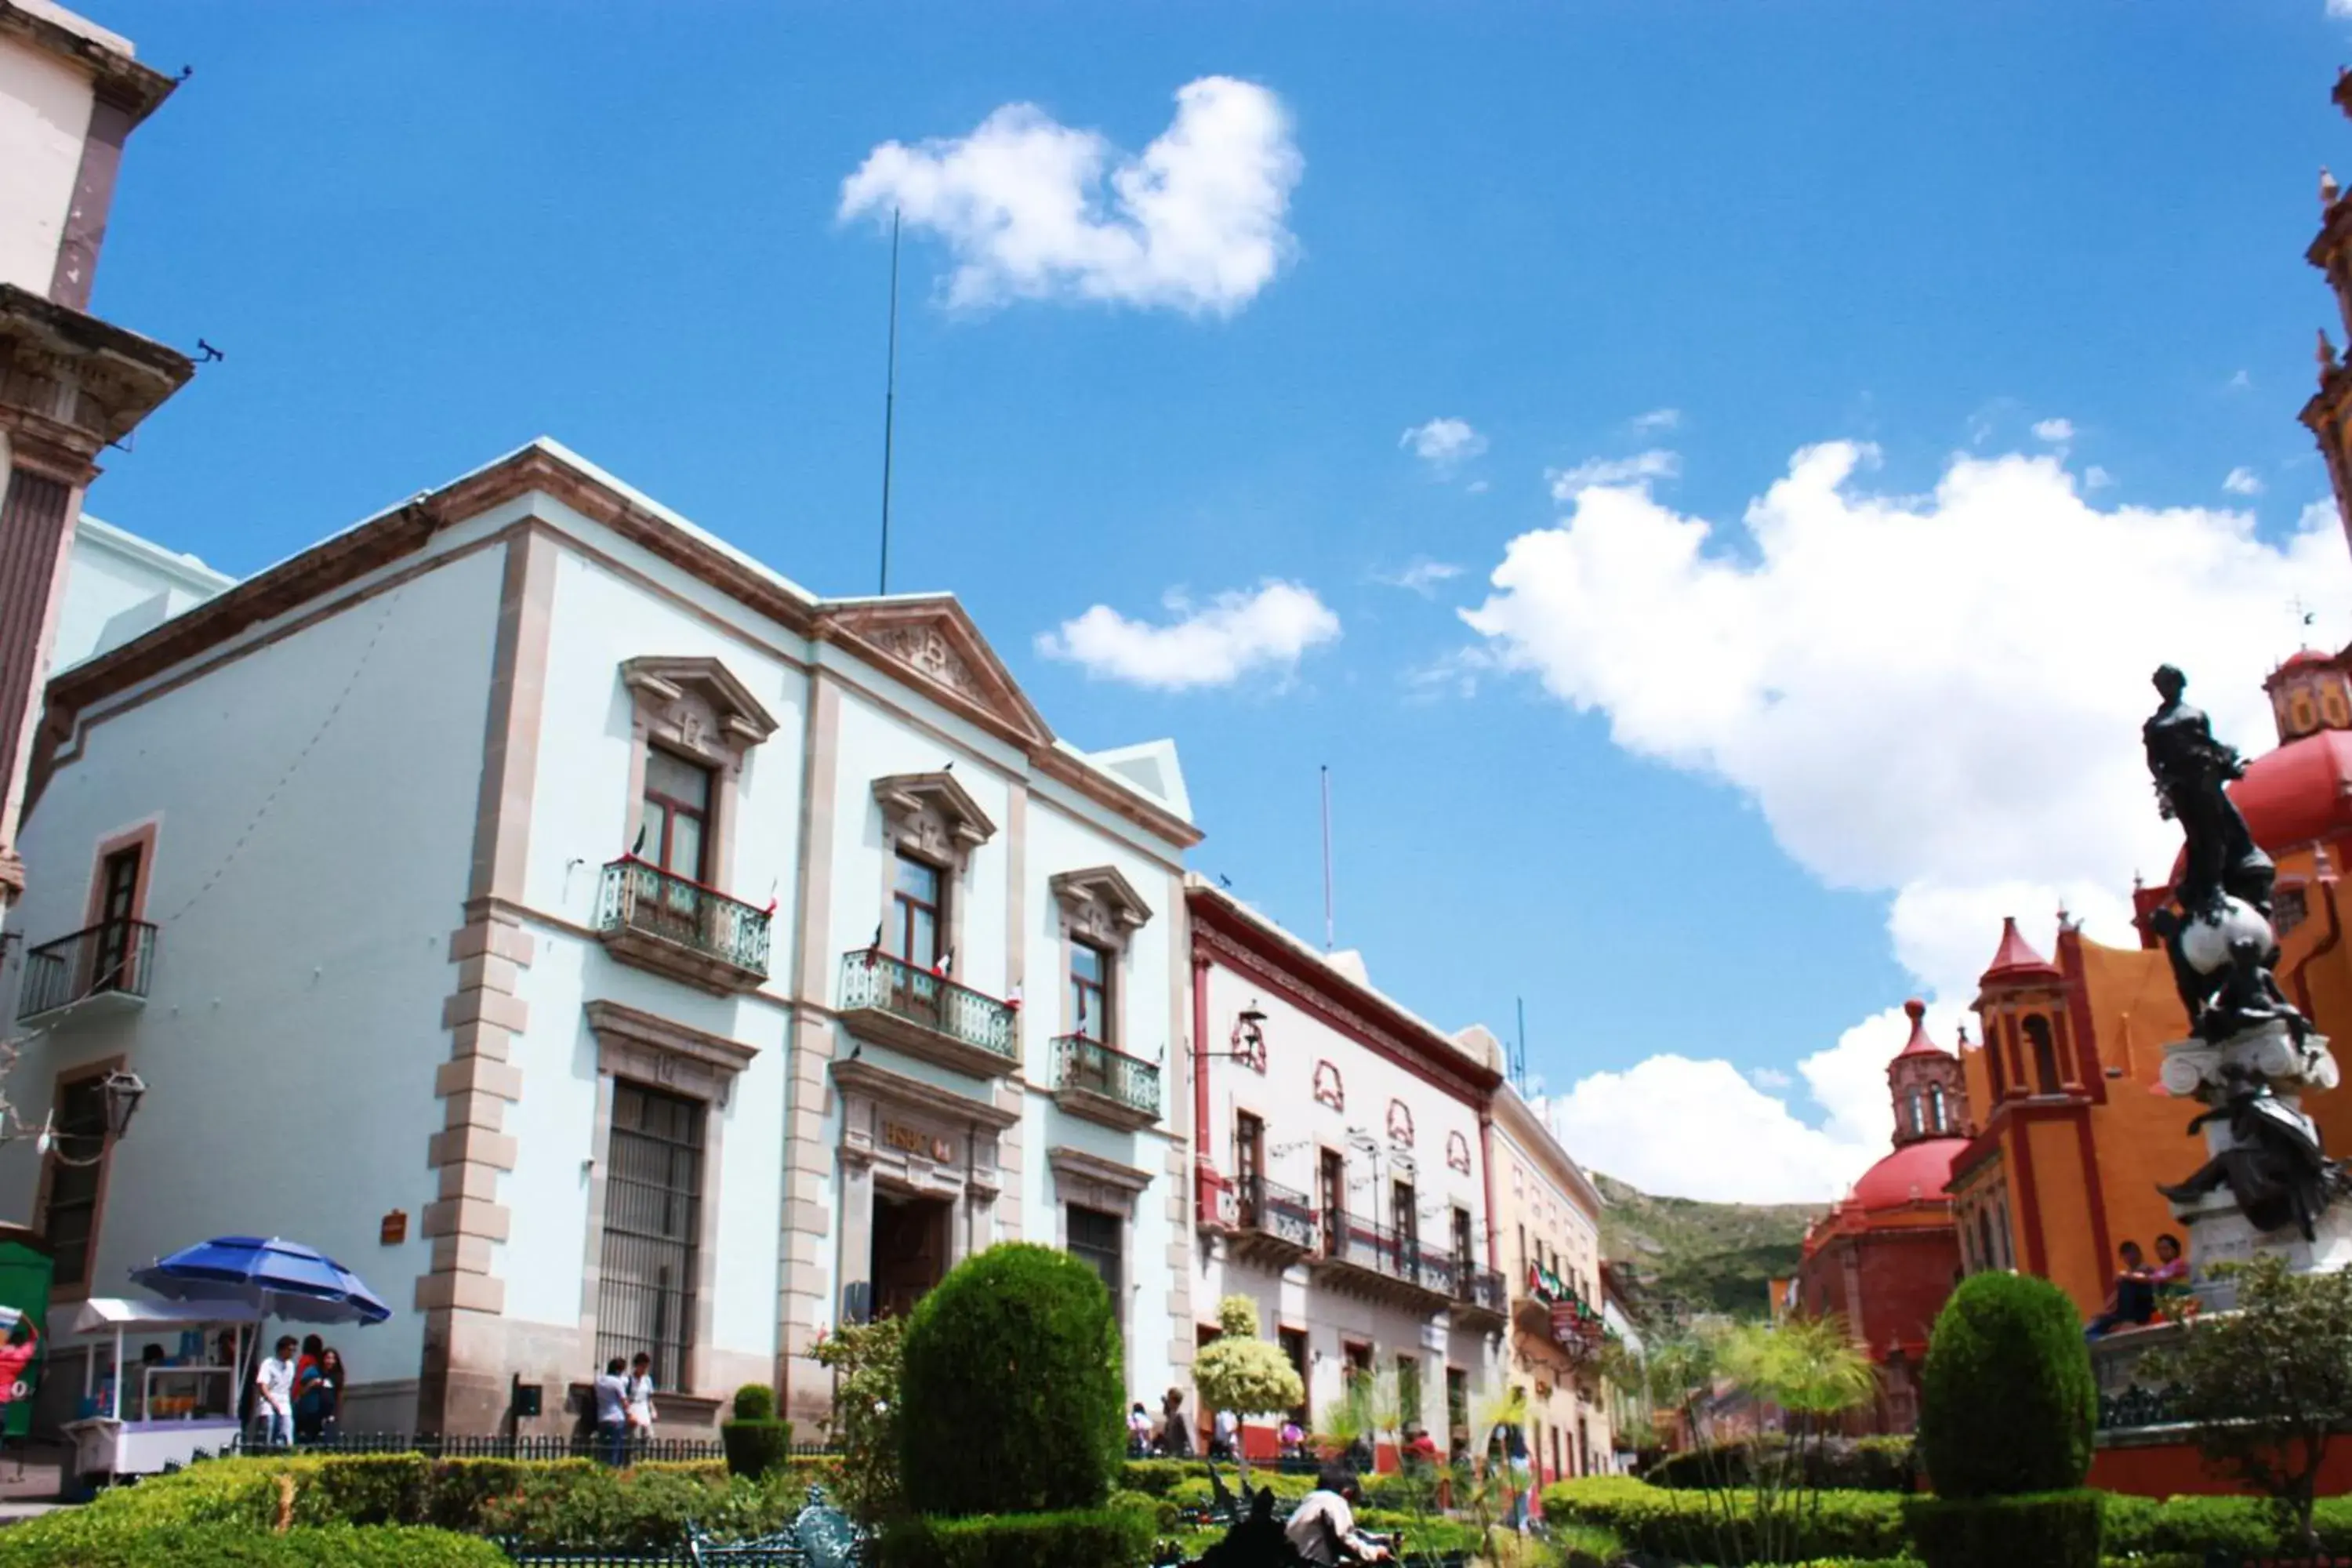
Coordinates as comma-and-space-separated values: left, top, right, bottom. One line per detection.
0, 34, 93, 298
0, 540, 506, 1390
52, 520, 235, 673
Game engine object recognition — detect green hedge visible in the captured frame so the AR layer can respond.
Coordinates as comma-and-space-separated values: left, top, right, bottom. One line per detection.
1905, 1490, 2103, 1568
878, 1504, 1156, 1568
1918, 1272, 2094, 1501
0, 1518, 505, 1567
1539, 1475, 1909, 1559
1644, 1434, 1918, 1493
900, 1243, 1125, 1517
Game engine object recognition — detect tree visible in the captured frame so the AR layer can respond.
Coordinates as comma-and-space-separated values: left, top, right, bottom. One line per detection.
808, 1314, 907, 1526
1192, 1295, 1303, 1478
2145, 1253, 2352, 1551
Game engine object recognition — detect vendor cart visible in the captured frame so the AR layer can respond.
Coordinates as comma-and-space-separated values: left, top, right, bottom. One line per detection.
58, 1295, 261, 1483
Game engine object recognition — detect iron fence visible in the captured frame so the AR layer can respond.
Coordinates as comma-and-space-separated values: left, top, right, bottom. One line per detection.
16, 919, 155, 1021
1323, 1215, 1460, 1296
597, 858, 772, 977
1234, 1174, 1317, 1248
1053, 1033, 1162, 1116
223, 1431, 775, 1463
837, 948, 1016, 1060
1454, 1265, 1507, 1315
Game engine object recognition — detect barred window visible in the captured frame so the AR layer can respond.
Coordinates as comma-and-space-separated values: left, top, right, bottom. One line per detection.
1066, 1204, 1122, 1302
597, 1082, 705, 1390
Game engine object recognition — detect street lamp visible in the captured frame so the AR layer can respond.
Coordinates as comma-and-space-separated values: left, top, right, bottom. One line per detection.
37, 1069, 147, 1167
1201, 1004, 1268, 1067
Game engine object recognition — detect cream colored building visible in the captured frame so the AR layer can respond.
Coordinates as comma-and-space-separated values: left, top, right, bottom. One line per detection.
1475, 1058, 1610, 1483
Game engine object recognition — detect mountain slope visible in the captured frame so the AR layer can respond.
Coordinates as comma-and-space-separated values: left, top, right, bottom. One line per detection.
1595, 1172, 1823, 1320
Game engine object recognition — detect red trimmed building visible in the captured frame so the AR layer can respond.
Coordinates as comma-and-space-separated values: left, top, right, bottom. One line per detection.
1795, 1000, 1969, 1433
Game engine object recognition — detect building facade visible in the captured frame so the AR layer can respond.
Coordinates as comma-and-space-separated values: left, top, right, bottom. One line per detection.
1483, 1069, 1611, 1483
0, 439, 1201, 1436
0, 0, 190, 931
1185, 883, 1508, 1464
1797, 1000, 1969, 1434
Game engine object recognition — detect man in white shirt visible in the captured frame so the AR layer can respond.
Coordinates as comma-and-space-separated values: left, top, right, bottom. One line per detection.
1284, 1468, 1392, 1565
253, 1336, 298, 1448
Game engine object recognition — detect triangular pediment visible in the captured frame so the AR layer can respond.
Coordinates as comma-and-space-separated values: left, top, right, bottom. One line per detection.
819, 597, 1052, 746
1049, 864, 1152, 929
621, 655, 778, 746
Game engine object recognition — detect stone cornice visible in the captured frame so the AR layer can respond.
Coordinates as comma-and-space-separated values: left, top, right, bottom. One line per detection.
582, 1000, 758, 1076
1047, 1145, 1153, 1192
832, 1056, 1021, 1130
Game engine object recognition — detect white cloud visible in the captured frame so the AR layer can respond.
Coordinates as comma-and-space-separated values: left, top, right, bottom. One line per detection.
1462, 441, 2347, 1016
1546, 449, 1681, 499
2228, 368, 2253, 390
1036, 580, 1338, 689
1467, 479, 1491, 495
1748, 1066, 1794, 1092
1630, 408, 1683, 434
1400, 418, 1487, 474
2085, 465, 2115, 491
2223, 466, 2265, 497
839, 77, 1301, 315
2032, 417, 2076, 443
2332, 0, 2352, 18
1378, 558, 1465, 597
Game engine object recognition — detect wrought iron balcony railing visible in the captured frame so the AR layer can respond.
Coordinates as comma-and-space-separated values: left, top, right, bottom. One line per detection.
1320, 1214, 1459, 1296
1455, 1265, 1508, 1315
837, 949, 1017, 1064
16, 920, 156, 1022
1234, 1174, 1316, 1249
595, 858, 772, 980
1052, 1035, 1161, 1118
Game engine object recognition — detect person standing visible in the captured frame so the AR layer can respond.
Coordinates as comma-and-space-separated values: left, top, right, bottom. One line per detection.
624, 1352, 658, 1453
593, 1358, 630, 1466
293, 1334, 328, 1443
254, 1337, 299, 1449
1210, 1403, 1239, 1461
314, 1348, 346, 1440
1127, 1402, 1153, 1458
1158, 1388, 1192, 1457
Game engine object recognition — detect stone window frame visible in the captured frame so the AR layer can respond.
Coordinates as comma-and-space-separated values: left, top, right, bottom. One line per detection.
1048, 1146, 1152, 1363
34, 1053, 127, 1302
619, 657, 779, 898
1047, 866, 1153, 1051
577, 1000, 758, 1399
870, 773, 996, 974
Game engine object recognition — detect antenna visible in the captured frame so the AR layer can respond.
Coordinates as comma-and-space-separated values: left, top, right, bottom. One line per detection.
877, 207, 902, 597
1320, 764, 1334, 951
1513, 996, 1530, 1094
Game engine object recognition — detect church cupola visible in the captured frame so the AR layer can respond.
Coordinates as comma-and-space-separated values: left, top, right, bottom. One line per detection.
2264, 648, 2352, 742
1887, 999, 1968, 1147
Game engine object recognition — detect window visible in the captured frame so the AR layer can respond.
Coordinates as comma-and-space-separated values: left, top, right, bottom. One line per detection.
1318, 1150, 1345, 1257
1907, 1092, 1923, 1135
1929, 1083, 1947, 1133
1067, 1205, 1123, 1301
1341, 1341, 1371, 1388
1517, 1225, 1527, 1283
1070, 940, 1111, 1043
597, 1082, 706, 1391
2024, 1015, 2061, 1095
1279, 1327, 1309, 1425
1397, 1356, 1421, 1428
891, 851, 944, 967
41, 1076, 111, 1288
1235, 1111, 1265, 1220
1446, 1367, 1468, 1442
1392, 1179, 1417, 1254
1452, 1206, 1474, 1271
640, 749, 713, 881
92, 845, 142, 993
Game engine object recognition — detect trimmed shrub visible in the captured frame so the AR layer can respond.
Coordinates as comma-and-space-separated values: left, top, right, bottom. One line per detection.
1540, 1475, 1909, 1559
898, 1242, 1124, 1517
878, 1504, 1156, 1568
1904, 1490, 2103, 1568
1917, 1272, 2094, 1500
1644, 1434, 1919, 1493
1108, 1486, 1176, 1531
721, 1381, 793, 1479
0, 1519, 505, 1567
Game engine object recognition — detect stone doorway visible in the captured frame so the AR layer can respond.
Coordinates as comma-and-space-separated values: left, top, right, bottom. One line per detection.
872, 1188, 951, 1320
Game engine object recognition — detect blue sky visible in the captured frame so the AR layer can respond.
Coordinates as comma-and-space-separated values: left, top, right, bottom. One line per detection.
73, 2, 2352, 1200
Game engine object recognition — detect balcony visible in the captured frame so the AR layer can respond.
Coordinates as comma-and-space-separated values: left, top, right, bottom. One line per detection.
15, 920, 156, 1026
837, 949, 1018, 1079
1051, 1034, 1161, 1131
1202, 1173, 1317, 1269
1451, 1265, 1508, 1330
1309, 1215, 1460, 1314
594, 858, 771, 995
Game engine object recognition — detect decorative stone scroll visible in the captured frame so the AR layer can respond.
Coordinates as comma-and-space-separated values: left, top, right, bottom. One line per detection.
1048, 865, 1153, 949
1312, 1060, 1345, 1112
1446, 1131, 1473, 1175
872, 772, 996, 870
620, 656, 777, 775
1386, 1098, 1415, 1150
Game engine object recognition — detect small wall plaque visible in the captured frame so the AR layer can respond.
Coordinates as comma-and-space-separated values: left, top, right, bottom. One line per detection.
379, 1209, 408, 1246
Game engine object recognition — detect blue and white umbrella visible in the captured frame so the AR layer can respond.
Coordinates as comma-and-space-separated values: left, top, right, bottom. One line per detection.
132, 1236, 392, 1327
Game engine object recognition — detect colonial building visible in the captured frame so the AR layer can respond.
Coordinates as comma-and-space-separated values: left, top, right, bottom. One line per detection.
1797, 1000, 1969, 1433
1186, 882, 1508, 1463
1481, 1066, 1611, 1483
0, 439, 1201, 1438
0, 0, 190, 932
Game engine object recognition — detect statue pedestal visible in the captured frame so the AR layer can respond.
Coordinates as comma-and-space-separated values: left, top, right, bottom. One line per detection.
2168, 1188, 2352, 1309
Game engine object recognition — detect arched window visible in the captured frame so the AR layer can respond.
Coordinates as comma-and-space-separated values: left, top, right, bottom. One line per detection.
1907, 1091, 1923, 1134
2024, 1014, 2061, 1095
1976, 1210, 1995, 1274
1928, 1083, 1947, 1133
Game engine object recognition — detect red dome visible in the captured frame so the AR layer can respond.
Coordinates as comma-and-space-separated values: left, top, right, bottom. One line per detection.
1847, 1137, 1966, 1212
2229, 728, 2352, 853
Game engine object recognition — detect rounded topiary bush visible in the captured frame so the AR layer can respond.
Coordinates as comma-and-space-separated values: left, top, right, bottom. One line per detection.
720, 1381, 791, 1478
898, 1243, 1124, 1517
1918, 1271, 2094, 1500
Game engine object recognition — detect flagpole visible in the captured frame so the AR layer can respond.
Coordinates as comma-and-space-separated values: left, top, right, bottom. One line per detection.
878, 207, 901, 597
